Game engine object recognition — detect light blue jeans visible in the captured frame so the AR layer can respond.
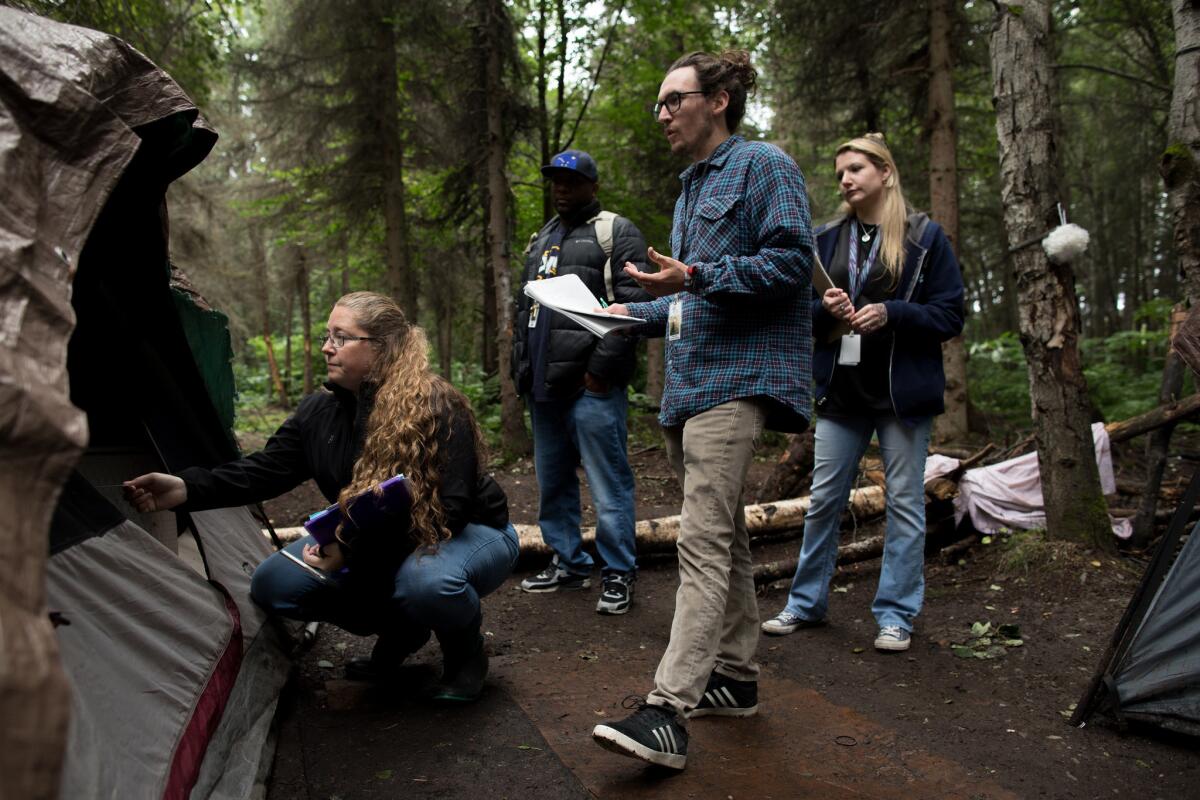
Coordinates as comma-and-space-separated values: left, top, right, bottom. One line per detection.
529, 388, 637, 576
249, 522, 519, 637
784, 414, 932, 631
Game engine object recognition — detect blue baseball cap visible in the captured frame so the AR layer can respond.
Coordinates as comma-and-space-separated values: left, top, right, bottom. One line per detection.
541, 149, 599, 183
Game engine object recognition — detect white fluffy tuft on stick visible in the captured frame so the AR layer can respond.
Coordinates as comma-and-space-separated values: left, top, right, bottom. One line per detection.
1042, 223, 1090, 263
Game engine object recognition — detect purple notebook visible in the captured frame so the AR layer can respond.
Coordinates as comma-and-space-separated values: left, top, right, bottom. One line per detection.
303, 474, 412, 546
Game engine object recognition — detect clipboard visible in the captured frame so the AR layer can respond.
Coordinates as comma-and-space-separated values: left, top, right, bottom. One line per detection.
304, 474, 412, 546
281, 549, 333, 582
813, 250, 851, 341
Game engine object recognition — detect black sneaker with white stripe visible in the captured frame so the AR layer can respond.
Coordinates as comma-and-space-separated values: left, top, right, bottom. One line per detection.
592, 698, 688, 770
595, 572, 635, 615
520, 560, 591, 592
690, 670, 758, 718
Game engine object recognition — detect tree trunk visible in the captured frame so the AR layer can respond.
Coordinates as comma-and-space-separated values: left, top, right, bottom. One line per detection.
1163, 0, 1200, 305
759, 429, 815, 504
644, 338, 664, 405
481, 243, 497, 375
431, 249, 455, 377
990, 0, 1112, 550
1132, 345, 1185, 546
437, 297, 453, 377
254, 230, 287, 408
553, 0, 567, 150
480, 0, 530, 455
375, 12, 416, 319
537, 0, 552, 222
928, 0, 968, 444
297, 248, 313, 396
283, 264, 295, 400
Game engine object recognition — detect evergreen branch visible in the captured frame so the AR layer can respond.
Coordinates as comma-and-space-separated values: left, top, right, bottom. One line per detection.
1054, 63, 1169, 93
561, 0, 626, 153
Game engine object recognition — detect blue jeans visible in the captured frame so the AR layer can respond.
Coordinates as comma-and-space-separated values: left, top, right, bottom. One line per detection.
784, 414, 932, 631
249, 522, 519, 637
529, 388, 637, 576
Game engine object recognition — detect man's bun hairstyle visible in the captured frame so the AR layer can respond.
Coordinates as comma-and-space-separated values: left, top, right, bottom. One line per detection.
668, 49, 758, 133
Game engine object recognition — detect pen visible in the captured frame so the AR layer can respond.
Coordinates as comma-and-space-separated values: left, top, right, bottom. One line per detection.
599, 298, 608, 308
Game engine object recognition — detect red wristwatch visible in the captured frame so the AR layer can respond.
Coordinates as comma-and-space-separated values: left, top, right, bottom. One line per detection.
684, 264, 697, 289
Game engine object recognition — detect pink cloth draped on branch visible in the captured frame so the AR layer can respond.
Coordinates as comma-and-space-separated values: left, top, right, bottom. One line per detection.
924, 423, 1131, 539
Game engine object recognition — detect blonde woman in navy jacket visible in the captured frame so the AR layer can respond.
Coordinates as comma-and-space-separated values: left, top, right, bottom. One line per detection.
762, 133, 964, 652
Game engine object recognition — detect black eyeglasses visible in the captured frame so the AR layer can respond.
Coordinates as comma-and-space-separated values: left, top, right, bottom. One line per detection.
322, 331, 379, 349
652, 90, 706, 118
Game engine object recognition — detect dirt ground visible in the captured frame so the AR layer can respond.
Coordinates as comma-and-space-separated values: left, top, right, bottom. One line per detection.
259, 434, 1200, 800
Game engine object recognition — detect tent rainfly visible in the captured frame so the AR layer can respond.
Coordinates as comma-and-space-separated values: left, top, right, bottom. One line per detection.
1072, 303, 1200, 737
0, 8, 293, 799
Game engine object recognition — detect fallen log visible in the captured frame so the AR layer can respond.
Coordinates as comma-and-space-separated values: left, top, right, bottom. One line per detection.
752, 501, 964, 584
753, 532, 886, 584
1105, 392, 1200, 443
264, 485, 889, 556
514, 485, 889, 556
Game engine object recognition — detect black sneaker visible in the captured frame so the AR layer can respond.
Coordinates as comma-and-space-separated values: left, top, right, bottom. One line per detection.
520, 561, 591, 593
596, 572, 635, 615
690, 670, 758, 718
592, 697, 688, 770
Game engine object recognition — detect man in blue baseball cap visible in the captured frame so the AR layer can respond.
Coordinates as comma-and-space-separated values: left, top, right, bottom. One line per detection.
541, 149, 599, 182
512, 149, 651, 616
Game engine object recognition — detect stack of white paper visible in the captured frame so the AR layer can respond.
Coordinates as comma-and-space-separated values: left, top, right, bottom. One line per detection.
524, 274, 646, 338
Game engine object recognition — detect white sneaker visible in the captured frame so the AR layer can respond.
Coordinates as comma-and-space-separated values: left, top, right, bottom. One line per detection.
760, 611, 824, 636
874, 625, 911, 651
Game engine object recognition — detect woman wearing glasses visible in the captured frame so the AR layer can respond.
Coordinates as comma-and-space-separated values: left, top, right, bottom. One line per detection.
125, 291, 515, 701
760, 134, 964, 652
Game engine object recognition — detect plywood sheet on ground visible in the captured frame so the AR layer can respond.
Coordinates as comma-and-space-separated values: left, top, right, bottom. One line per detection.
493, 649, 1019, 800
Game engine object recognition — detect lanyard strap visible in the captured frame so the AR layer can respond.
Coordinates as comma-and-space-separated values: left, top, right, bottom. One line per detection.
537, 222, 568, 279
847, 220, 881, 302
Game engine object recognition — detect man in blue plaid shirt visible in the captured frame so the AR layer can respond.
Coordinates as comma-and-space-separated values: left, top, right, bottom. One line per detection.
592, 50, 814, 771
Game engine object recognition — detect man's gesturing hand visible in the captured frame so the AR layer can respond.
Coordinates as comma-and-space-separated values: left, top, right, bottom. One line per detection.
624, 246, 688, 298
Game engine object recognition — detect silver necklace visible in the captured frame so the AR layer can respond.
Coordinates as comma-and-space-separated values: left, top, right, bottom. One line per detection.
860, 222, 878, 243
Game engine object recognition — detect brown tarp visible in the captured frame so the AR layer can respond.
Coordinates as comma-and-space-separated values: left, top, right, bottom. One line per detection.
0, 9, 215, 799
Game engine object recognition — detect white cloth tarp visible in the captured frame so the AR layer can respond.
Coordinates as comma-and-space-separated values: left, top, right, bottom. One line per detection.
943, 423, 1131, 538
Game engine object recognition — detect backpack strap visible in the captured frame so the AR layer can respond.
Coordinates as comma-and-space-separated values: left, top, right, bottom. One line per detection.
588, 210, 618, 303
524, 215, 559, 257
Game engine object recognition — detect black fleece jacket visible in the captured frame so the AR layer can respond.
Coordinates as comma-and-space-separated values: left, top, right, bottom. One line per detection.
178, 382, 509, 571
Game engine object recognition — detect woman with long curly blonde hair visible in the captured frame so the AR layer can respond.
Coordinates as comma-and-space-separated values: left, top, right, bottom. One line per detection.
125, 292, 515, 702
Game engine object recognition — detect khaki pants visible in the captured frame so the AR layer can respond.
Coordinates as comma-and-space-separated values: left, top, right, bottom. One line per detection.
648, 399, 766, 715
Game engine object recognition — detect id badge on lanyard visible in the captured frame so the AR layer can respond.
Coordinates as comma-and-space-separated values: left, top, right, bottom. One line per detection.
838, 332, 861, 365
530, 242, 561, 328
668, 297, 682, 341
839, 222, 880, 366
